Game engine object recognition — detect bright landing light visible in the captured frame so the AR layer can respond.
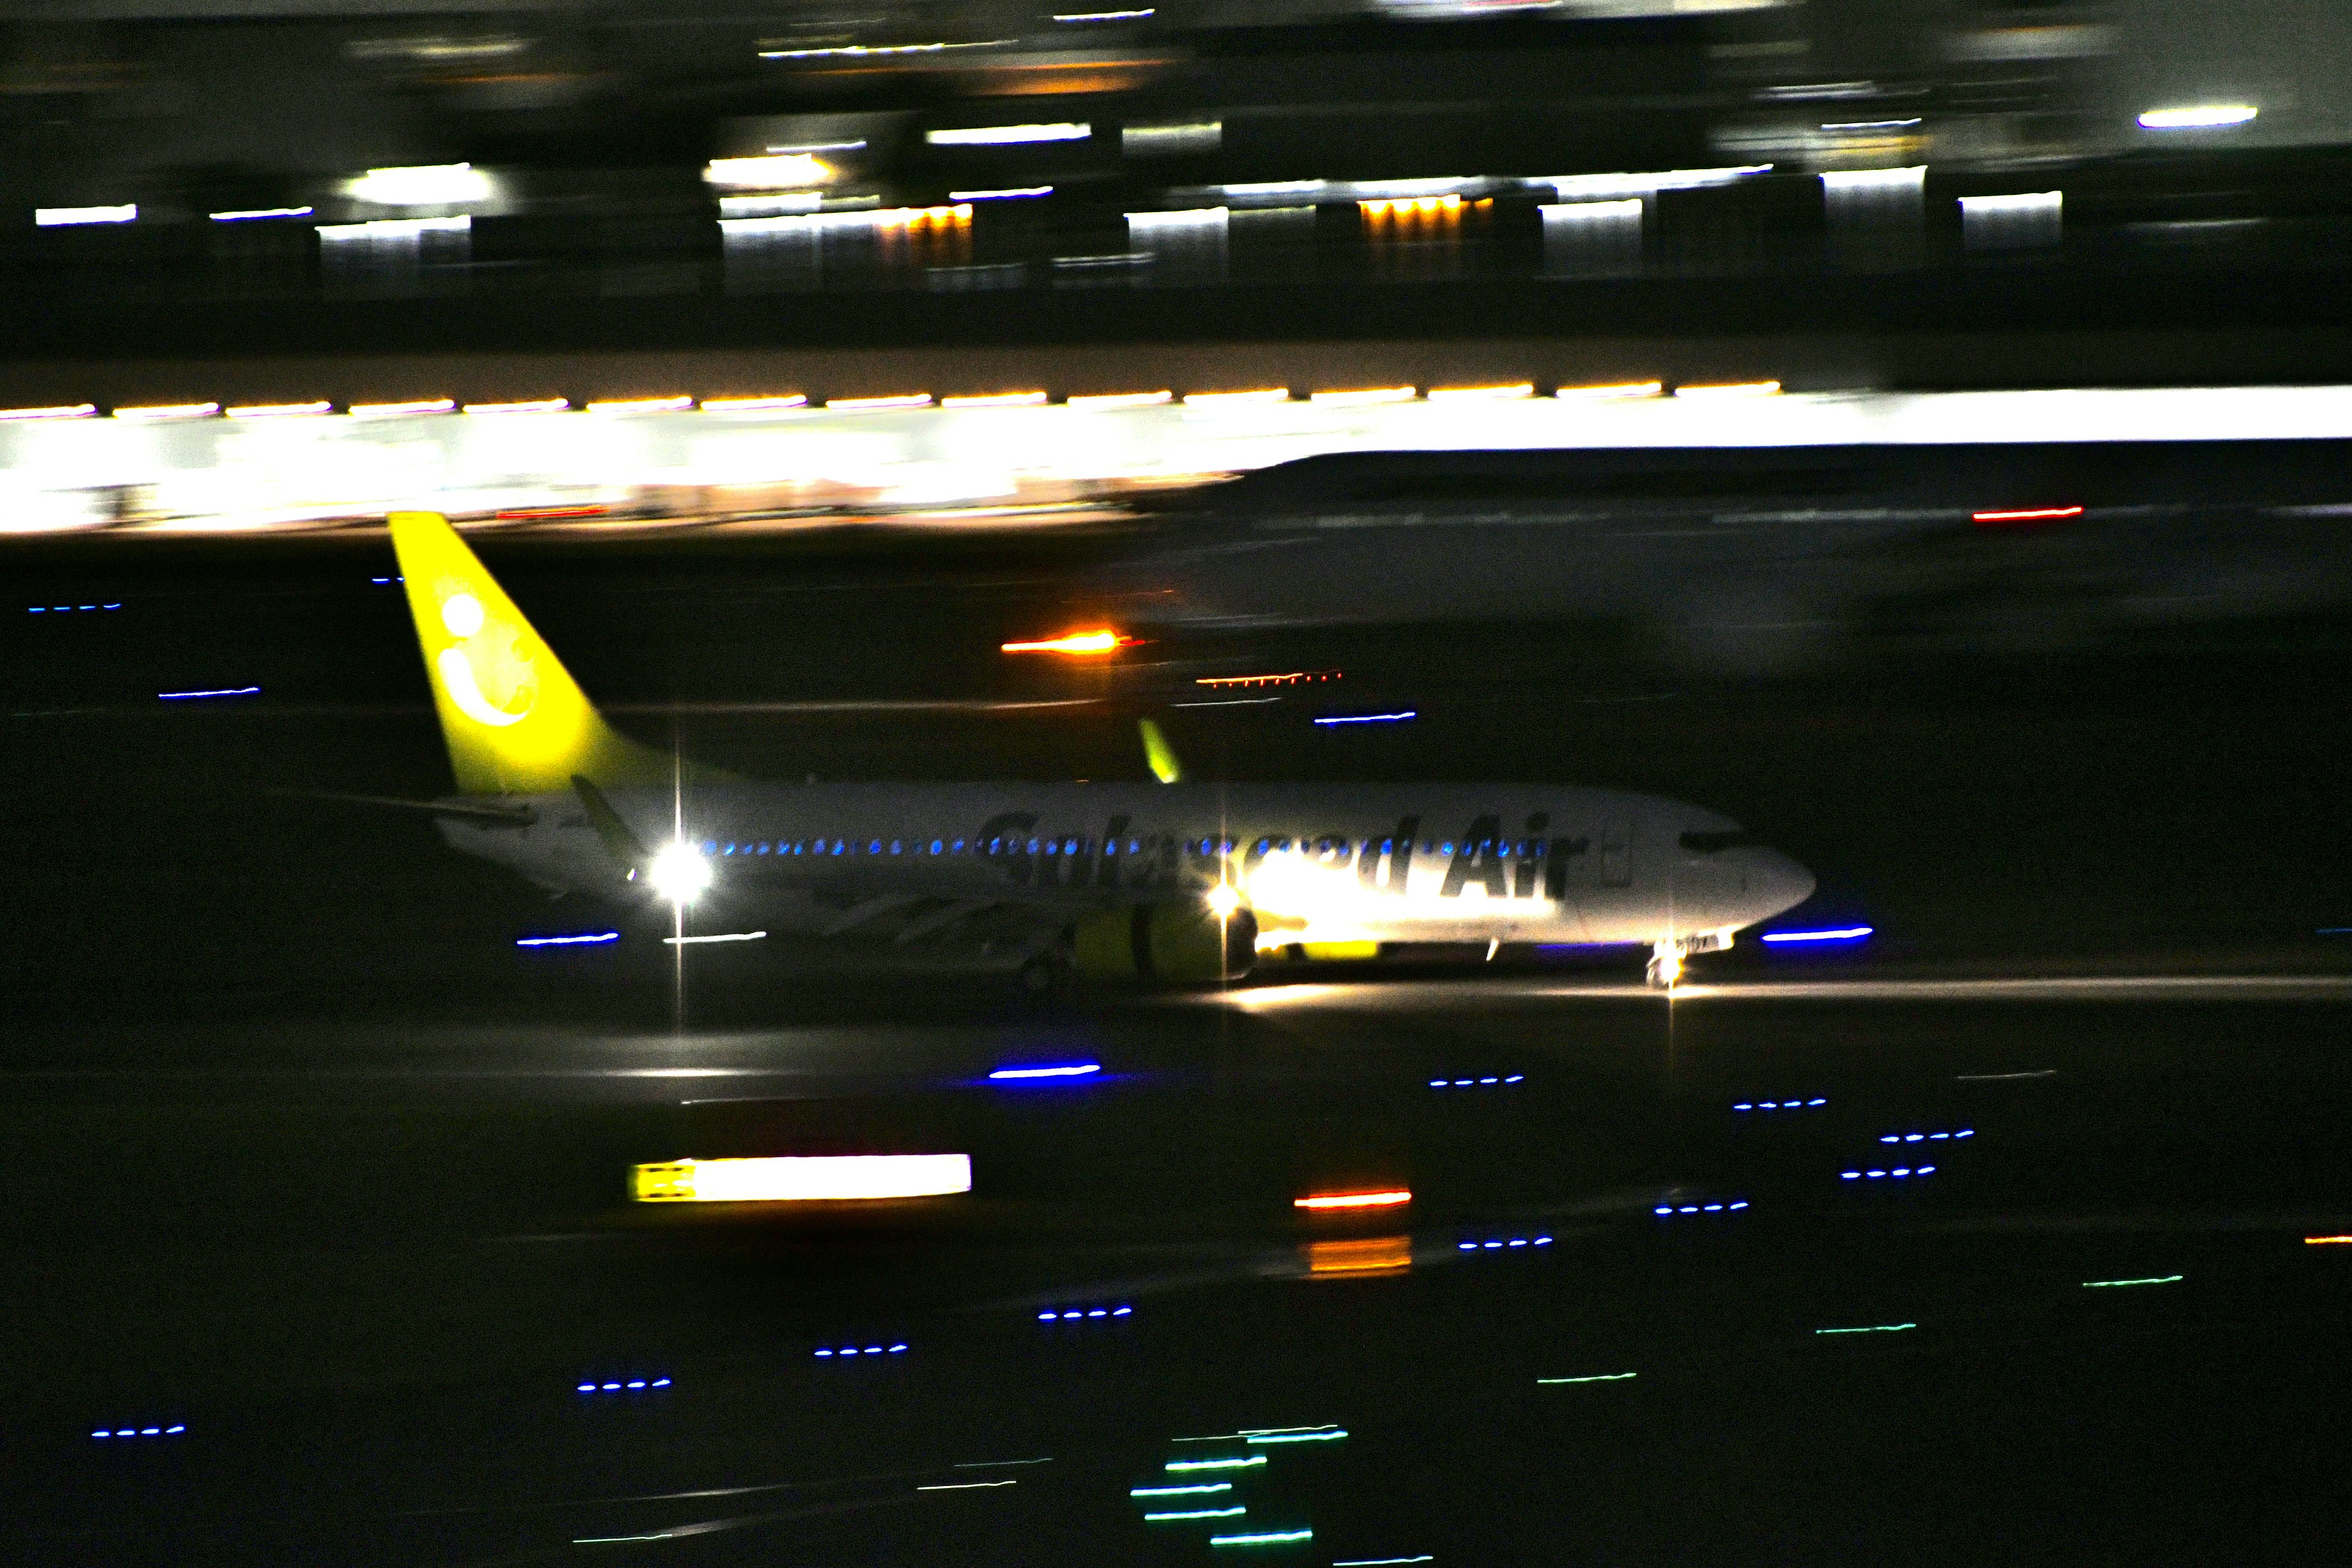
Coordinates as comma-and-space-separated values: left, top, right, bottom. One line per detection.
1001, 629, 1125, 655
2138, 105, 2258, 130
1294, 1189, 1411, 1211
1205, 883, 1243, 918
647, 842, 712, 903
633, 1153, 973, 1202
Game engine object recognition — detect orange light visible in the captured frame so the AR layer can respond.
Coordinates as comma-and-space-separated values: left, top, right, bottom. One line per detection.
1294, 1188, 1411, 1211
1306, 1235, 1412, 1275
1001, 628, 1126, 655
2306, 1234, 2352, 1245
1197, 671, 1340, 688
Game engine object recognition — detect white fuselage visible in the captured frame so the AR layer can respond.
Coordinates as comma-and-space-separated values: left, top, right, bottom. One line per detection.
441, 782, 1815, 951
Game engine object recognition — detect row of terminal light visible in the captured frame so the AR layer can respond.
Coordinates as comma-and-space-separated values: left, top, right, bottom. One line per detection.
0, 381, 1777, 424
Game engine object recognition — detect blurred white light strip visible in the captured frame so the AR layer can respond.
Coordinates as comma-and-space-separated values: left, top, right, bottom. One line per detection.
1311, 387, 1417, 407
760, 40, 1010, 59
827, 393, 933, 411
348, 399, 456, 418
226, 401, 333, 420
633, 1154, 973, 1202
720, 194, 822, 217
0, 404, 96, 421
701, 394, 808, 412
1185, 388, 1291, 406
210, 206, 312, 222
706, 154, 831, 189
1545, 166, 1768, 200
1068, 390, 1173, 409
1675, 380, 1782, 399
949, 186, 1052, 200
464, 399, 571, 415
927, 123, 1090, 146
1555, 381, 1664, 399
113, 402, 219, 422
2138, 105, 2258, 130
36, 205, 135, 227
1054, 7, 1152, 17
662, 930, 768, 945
587, 396, 695, 414
941, 391, 1049, 408
348, 164, 491, 206
1428, 383, 1534, 402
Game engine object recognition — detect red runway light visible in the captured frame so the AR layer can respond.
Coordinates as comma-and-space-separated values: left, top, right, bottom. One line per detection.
1972, 505, 2084, 526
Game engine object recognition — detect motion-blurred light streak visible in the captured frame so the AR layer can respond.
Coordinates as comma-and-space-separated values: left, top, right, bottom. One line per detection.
1759, 927, 1872, 944
1243, 1426, 1344, 1444
1168, 1456, 1267, 1472
2139, 105, 2258, 129
1295, 1189, 1411, 1210
2081, 1275, 2182, 1287
1001, 630, 1125, 654
36, 205, 135, 227
157, 687, 260, 700
1212, 1529, 1313, 1547
992, 1062, 1102, 1079
633, 1154, 972, 1202
1732, 1098, 1826, 1109
516, 931, 620, 947
1538, 1371, 1636, 1384
1148, 1507, 1248, 1521
1134, 1483, 1234, 1496
1816, 1322, 1915, 1334
1306, 1235, 1412, 1275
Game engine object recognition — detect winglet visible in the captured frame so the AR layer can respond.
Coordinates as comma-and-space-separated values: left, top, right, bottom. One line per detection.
1139, 718, 1183, 784
388, 510, 678, 796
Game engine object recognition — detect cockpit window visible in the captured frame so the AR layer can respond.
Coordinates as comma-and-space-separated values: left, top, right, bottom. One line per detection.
1679, 830, 1759, 854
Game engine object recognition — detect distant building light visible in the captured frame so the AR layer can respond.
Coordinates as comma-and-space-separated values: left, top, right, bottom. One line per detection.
347, 163, 492, 206
926, 123, 1091, 146
2138, 105, 2258, 130
36, 205, 135, 227
209, 206, 313, 222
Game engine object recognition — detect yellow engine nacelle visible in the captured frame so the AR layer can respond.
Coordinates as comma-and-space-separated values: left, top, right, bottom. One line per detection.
1072, 904, 1258, 984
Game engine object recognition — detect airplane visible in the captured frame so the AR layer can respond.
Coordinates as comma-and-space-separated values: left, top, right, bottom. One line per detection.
380, 508, 1816, 990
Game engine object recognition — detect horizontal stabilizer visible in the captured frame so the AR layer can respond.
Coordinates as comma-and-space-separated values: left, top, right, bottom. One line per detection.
284, 789, 535, 825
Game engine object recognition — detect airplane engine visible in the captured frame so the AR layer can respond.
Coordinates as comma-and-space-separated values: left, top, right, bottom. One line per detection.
1071, 904, 1258, 983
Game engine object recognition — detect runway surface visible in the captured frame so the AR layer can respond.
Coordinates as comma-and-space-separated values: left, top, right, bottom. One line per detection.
9, 524, 2352, 1564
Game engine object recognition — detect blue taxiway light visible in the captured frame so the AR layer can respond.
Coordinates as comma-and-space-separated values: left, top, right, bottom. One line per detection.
1654, 1201, 1749, 1215
516, 931, 621, 948
1430, 1074, 1524, 1087
1880, 1129, 1973, 1144
577, 1378, 671, 1392
1037, 1305, 1133, 1321
30, 603, 122, 612
1760, 926, 1873, 944
989, 1063, 1102, 1080
1313, 712, 1415, 726
1839, 1166, 1936, 1180
1457, 1235, 1554, 1251
814, 1344, 910, 1357
92, 1425, 185, 1438
157, 686, 260, 700
1733, 1098, 1826, 1111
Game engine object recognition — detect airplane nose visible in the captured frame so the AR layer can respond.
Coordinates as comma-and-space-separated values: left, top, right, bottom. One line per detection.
1758, 851, 1815, 918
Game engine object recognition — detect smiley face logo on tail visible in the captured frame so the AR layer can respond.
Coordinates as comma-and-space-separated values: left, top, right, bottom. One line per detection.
433, 591, 537, 728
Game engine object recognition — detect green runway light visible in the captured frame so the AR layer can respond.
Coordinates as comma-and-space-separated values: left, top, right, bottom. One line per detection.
1539, 1371, 1637, 1384
1212, 1528, 1314, 1547
1169, 1456, 1267, 1472
1815, 1322, 1915, 1335
2083, 1275, 2182, 1288
1132, 1483, 1234, 1498
1147, 1506, 1248, 1521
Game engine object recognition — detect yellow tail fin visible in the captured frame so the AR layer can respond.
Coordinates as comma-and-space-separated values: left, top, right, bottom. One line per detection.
388, 510, 676, 796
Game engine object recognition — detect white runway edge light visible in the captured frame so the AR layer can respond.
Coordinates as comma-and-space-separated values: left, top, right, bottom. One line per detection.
632, 1153, 973, 1202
